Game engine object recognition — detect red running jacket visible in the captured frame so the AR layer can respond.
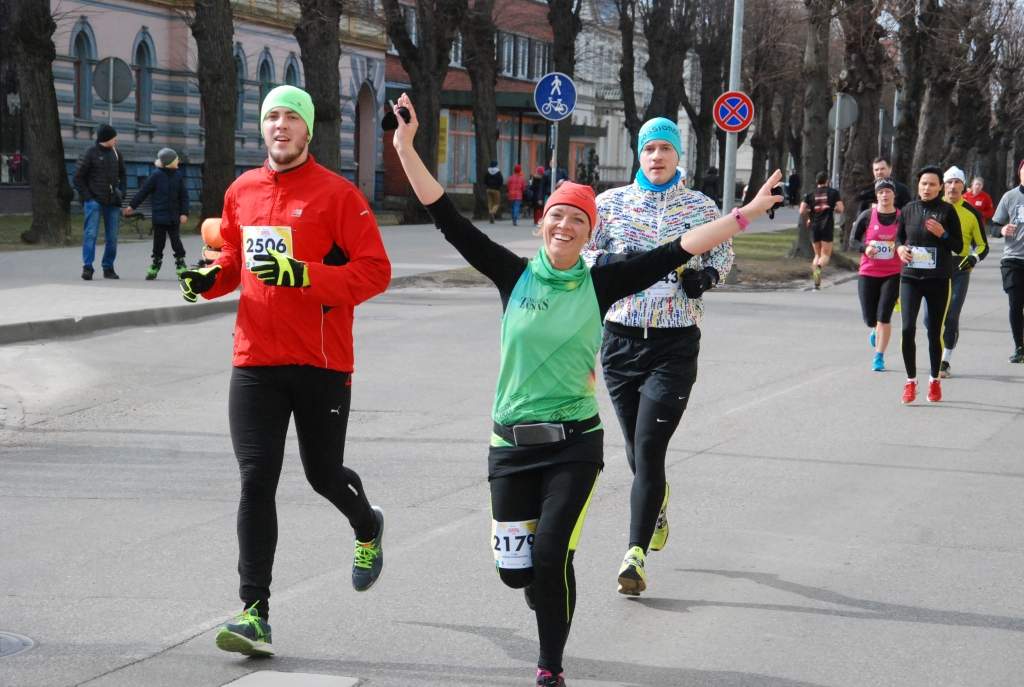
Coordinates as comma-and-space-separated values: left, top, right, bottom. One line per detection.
204, 157, 391, 373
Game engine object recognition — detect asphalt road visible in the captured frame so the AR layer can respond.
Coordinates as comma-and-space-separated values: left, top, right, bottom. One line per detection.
2, 254, 1023, 687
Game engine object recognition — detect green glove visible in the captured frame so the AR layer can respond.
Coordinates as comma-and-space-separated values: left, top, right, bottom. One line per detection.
251, 248, 310, 287
179, 264, 222, 303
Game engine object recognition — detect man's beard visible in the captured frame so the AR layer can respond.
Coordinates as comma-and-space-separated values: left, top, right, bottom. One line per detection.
269, 139, 307, 166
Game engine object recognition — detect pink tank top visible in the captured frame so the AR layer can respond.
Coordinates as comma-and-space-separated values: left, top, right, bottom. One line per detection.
859, 207, 902, 278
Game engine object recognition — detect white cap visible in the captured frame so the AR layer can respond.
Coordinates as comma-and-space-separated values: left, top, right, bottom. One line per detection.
943, 165, 966, 185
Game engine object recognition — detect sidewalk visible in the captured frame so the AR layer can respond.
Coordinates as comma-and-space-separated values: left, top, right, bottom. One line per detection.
0, 206, 798, 345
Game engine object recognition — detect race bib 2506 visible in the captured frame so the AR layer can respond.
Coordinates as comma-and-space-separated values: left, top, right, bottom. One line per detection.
242, 226, 293, 270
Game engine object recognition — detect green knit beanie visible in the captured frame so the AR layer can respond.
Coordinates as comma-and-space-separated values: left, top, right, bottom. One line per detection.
260, 85, 314, 141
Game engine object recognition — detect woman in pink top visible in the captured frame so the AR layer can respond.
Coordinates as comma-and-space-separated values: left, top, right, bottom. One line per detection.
507, 164, 527, 226
851, 178, 903, 371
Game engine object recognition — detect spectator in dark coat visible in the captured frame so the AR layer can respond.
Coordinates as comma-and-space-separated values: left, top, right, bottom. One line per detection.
126, 148, 190, 280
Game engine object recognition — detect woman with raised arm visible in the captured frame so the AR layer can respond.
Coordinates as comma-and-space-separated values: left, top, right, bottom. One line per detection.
390, 92, 781, 687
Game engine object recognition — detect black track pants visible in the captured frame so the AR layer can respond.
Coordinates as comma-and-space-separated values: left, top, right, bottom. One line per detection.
900, 277, 951, 379
858, 274, 900, 327
228, 365, 376, 619
490, 461, 600, 674
1003, 263, 1024, 348
601, 327, 698, 551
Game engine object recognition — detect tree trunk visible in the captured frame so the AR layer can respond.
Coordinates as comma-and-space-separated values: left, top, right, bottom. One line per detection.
190, 0, 236, 221
462, 0, 498, 220
11, 0, 72, 245
295, 0, 342, 172
910, 81, 953, 175
547, 0, 581, 176
615, 0, 642, 174
382, 0, 466, 222
892, 0, 938, 185
794, 0, 831, 259
684, 0, 730, 192
836, 0, 885, 248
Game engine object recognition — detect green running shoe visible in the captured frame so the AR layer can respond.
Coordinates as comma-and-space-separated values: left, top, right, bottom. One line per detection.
649, 483, 670, 552
616, 545, 647, 596
352, 505, 384, 591
215, 603, 273, 657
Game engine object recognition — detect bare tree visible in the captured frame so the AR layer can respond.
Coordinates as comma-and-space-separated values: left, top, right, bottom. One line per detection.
614, 0, 697, 174
295, 0, 342, 172
680, 0, 731, 192
835, 0, 888, 246
546, 0, 583, 175
989, 2, 1024, 192
462, 0, 498, 219
10, 0, 73, 245
382, 0, 467, 220
187, 0, 236, 221
793, 0, 832, 259
890, 0, 939, 184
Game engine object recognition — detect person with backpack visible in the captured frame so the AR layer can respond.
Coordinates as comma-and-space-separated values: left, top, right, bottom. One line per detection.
799, 171, 845, 289
125, 147, 190, 280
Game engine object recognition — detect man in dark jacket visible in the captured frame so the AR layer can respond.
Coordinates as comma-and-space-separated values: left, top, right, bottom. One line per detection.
126, 147, 190, 280
74, 124, 126, 280
857, 156, 912, 213
700, 167, 720, 206
484, 161, 504, 223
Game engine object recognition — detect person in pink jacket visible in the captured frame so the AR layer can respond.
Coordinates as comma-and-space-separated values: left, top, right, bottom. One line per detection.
507, 164, 527, 226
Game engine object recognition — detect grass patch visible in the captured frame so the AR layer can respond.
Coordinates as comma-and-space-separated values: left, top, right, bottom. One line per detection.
732, 226, 800, 261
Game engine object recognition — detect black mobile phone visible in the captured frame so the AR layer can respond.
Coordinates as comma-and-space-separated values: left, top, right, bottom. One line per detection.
381, 99, 411, 132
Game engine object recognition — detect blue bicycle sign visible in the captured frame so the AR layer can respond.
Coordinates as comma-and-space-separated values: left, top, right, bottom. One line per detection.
534, 72, 576, 122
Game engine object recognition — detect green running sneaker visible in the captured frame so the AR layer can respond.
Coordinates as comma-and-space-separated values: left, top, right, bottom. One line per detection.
617, 545, 647, 596
649, 483, 670, 552
352, 505, 384, 591
215, 603, 273, 657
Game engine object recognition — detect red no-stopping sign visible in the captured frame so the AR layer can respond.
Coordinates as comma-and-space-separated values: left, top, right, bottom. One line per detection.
713, 91, 755, 133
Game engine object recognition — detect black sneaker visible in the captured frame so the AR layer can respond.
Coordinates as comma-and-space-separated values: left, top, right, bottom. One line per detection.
81, 266, 94, 281
1010, 347, 1024, 364
103, 268, 120, 279
939, 361, 951, 378
215, 604, 273, 657
352, 506, 384, 591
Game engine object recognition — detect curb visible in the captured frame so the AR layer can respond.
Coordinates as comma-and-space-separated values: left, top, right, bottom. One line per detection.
0, 298, 240, 346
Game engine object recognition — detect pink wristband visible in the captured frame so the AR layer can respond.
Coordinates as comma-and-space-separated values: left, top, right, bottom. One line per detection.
732, 207, 750, 231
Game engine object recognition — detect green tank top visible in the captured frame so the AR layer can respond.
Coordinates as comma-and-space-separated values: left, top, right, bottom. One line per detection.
491, 248, 602, 437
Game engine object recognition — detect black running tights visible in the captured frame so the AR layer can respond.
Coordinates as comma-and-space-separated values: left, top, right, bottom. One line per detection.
490, 462, 600, 675
1004, 264, 1024, 348
228, 365, 377, 619
900, 277, 950, 379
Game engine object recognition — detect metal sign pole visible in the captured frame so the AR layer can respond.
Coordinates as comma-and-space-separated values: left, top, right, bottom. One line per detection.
722, 0, 744, 213
831, 96, 841, 188
107, 58, 114, 125
552, 122, 558, 192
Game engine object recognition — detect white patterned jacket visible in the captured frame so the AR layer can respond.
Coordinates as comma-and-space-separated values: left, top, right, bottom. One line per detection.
581, 178, 734, 329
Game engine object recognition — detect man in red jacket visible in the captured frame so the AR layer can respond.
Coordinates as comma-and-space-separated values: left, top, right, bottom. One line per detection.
179, 85, 392, 658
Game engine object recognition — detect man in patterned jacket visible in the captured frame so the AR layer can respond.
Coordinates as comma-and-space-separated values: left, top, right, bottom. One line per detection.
582, 117, 734, 596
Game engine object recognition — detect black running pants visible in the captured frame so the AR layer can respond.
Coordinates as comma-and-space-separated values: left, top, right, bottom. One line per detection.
858, 274, 900, 327
1003, 263, 1024, 348
228, 365, 377, 619
900, 277, 951, 379
601, 327, 698, 551
490, 461, 600, 675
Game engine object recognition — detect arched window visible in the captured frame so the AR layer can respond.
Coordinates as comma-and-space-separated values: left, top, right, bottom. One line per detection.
234, 49, 246, 131
258, 52, 274, 104
133, 38, 153, 124
284, 58, 299, 87
72, 28, 95, 119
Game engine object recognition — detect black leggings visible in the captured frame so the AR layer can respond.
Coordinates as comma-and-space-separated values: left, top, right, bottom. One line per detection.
151, 222, 186, 263
900, 277, 950, 379
601, 328, 698, 551
228, 365, 376, 619
490, 462, 600, 675
1003, 263, 1024, 348
858, 274, 900, 327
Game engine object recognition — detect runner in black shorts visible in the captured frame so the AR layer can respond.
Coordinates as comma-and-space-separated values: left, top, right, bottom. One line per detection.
851, 178, 902, 371
390, 93, 781, 687
799, 171, 845, 289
